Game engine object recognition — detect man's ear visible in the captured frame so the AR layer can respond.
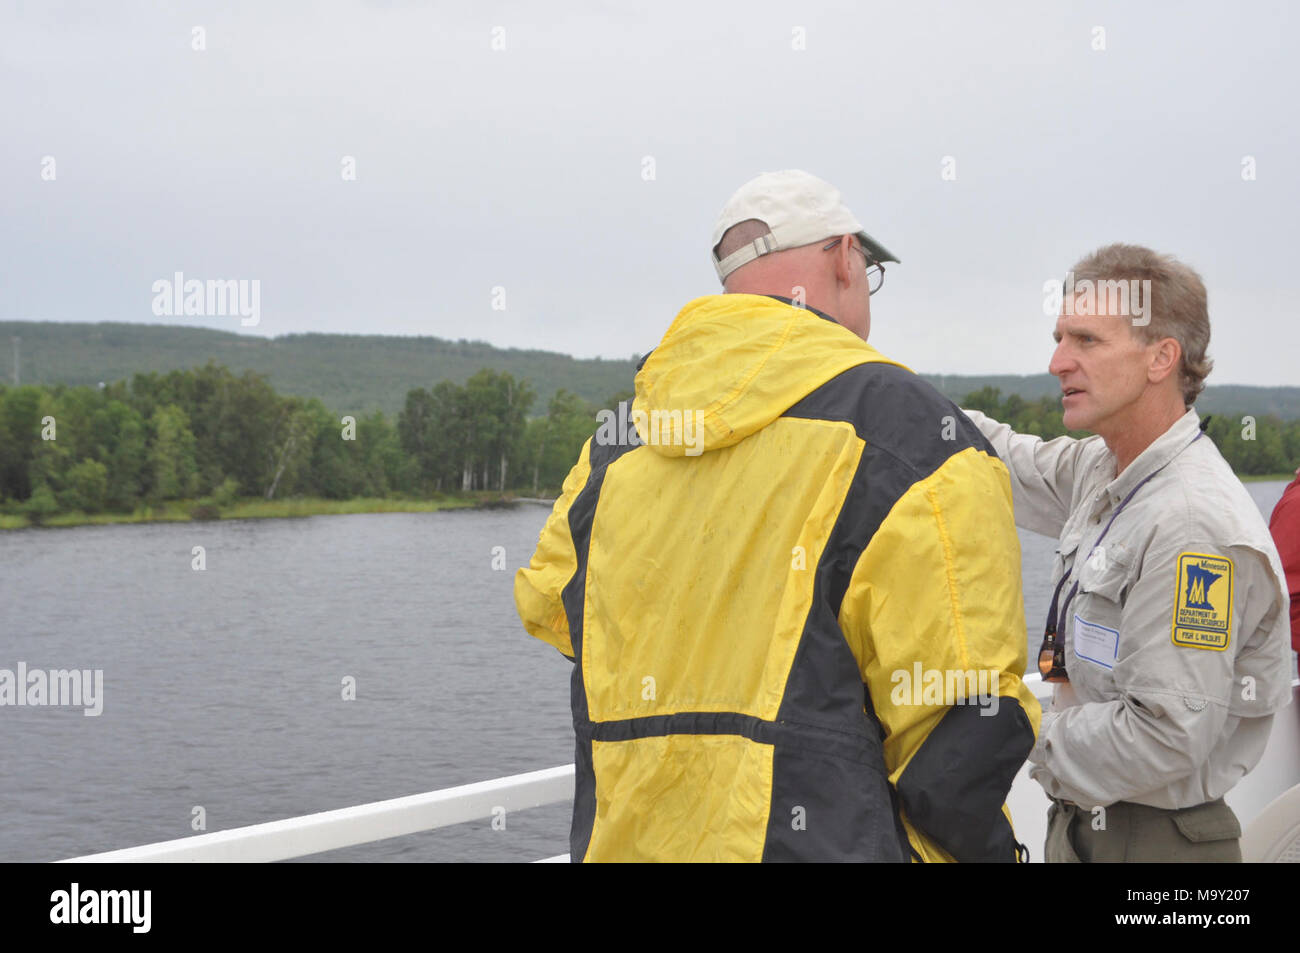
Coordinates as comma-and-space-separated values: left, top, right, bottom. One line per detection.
1148, 336, 1182, 384
829, 237, 854, 288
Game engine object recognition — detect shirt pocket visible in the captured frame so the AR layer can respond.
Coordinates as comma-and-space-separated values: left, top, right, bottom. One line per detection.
1071, 544, 1136, 686
1072, 542, 1136, 634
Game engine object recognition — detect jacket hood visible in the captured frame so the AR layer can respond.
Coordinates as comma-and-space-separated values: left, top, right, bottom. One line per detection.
632, 294, 907, 457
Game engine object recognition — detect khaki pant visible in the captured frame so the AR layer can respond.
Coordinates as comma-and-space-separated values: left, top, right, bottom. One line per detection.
1045, 797, 1242, 862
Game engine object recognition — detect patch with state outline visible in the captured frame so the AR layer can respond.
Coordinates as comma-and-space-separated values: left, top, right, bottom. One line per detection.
1171, 552, 1233, 650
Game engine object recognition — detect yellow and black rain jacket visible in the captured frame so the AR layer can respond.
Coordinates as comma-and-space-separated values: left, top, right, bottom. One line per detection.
515, 294, 1040, 862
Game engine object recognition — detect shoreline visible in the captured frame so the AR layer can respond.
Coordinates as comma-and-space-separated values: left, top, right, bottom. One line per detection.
1241, 472, 1297, 483
0, 474, 1290, 531
0, 494, 560, 531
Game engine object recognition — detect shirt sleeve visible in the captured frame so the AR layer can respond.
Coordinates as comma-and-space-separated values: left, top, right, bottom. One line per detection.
1027, 539, 1280, 806
960, 409, 1096, 539
513, 437, 594, 659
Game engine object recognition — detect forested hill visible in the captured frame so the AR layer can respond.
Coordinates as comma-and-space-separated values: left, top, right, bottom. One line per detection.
3, 320, 1298, 420
0, 321, 638, 419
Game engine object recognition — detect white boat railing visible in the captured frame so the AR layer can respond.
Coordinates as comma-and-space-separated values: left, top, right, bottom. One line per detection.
58, 676, 1300, 863
59, 764, 575, 863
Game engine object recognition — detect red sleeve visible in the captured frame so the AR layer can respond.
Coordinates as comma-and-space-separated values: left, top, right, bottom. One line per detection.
1269, 475, 1300, 653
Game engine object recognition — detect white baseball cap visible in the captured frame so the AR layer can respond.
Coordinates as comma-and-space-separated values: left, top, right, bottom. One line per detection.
711, 169, 899, 284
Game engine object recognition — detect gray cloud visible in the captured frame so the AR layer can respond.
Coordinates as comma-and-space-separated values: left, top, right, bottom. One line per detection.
2, 0, 1296, 383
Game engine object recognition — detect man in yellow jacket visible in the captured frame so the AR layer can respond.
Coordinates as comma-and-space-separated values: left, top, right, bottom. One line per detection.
515, 170, 1040, 862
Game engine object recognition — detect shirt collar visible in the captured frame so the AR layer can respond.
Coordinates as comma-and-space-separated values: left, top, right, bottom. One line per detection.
762, 295, 841, 326
1090, 407, 1202, 518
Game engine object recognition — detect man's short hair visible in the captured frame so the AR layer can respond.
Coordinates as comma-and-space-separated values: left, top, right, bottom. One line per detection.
1069, 243, 1214, 405
713, 219, 774, 277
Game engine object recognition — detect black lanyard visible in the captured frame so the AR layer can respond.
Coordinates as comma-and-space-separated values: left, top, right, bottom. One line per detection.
1040, 430, 1203, 680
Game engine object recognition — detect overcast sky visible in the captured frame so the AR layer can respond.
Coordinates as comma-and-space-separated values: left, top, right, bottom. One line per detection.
3, 0, 1296, 385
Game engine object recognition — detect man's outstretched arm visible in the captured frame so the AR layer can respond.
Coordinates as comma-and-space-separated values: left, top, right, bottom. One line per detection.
961, 408, 1097, 539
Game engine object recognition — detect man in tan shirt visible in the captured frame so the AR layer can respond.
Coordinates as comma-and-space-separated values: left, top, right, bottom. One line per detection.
964, 243, 1292, 862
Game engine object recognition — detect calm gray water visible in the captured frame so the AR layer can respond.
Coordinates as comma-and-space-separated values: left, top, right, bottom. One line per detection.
0, 481, 1290, 862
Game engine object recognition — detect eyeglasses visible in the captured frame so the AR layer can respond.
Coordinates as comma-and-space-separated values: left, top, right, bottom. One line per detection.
823, 238, 885, 295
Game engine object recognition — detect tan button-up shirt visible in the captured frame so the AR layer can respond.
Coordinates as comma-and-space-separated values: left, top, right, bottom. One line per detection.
964, 407, 1292, 809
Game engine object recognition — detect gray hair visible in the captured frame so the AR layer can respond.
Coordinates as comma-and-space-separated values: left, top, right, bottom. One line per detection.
1069, 243, 1213, 405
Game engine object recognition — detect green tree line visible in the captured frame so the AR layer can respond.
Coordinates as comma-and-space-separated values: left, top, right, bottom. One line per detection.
0, 361, 621, 520
3, 373, 1294, 524
962, 387, 1300, 475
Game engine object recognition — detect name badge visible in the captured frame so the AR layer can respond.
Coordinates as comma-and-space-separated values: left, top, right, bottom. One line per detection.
1073, 615, 1119, 670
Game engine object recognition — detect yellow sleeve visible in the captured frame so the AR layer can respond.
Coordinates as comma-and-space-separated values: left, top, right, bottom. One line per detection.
839, 446, 1041, 861
513, 438, 594, 658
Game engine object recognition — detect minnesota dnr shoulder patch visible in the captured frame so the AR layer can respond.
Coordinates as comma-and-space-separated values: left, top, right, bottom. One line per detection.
1171, 552, 1233, 650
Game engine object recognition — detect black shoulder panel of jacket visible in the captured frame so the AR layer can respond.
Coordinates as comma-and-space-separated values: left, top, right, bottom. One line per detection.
784, 360, 998, 470
895, 698, 1035, 862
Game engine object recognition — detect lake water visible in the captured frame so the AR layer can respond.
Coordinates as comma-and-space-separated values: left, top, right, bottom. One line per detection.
0, 480, 1291, 862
